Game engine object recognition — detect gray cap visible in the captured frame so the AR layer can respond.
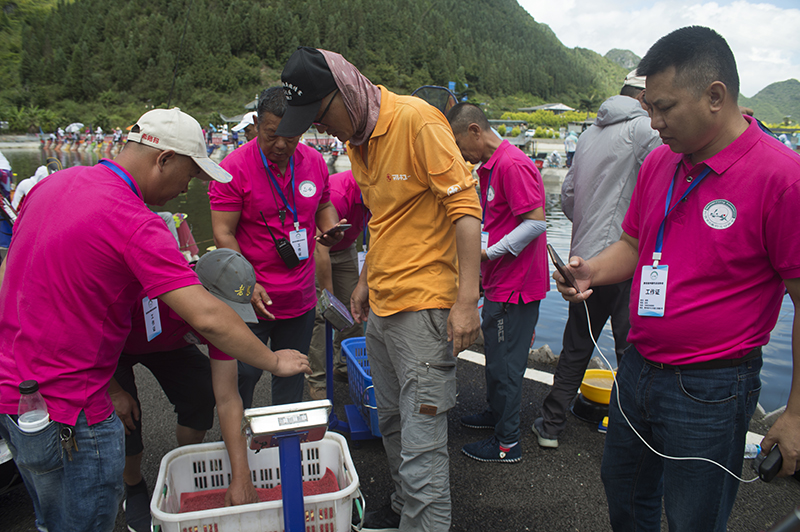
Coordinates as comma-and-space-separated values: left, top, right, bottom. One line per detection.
195, 249, 258, 323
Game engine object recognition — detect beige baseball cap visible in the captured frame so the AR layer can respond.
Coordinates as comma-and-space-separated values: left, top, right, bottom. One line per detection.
624, 69, 647, 90
127, 108, 232, 183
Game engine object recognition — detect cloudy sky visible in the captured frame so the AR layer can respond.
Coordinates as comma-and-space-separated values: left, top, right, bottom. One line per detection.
517, 0, 800, 97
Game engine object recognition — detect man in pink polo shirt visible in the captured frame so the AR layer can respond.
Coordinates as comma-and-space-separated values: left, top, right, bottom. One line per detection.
307, 170, 370, 399
447, 103, 548, 463
210, 86, 342, 408
0, 108, 310, 532
556, 27, 800, 531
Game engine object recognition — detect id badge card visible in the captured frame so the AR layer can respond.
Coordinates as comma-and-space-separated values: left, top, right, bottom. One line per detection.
638, 265, 668, 317
481, 231, 489, 251
358, 250, 367, 275
143, 296, 162, 341
290, 229, 309, 260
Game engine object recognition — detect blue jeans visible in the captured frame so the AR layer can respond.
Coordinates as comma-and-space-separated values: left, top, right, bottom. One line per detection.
0, 410, 125, 532
482, 297, 540, 444
600, 346, 762, 532
237, 308, 316, 408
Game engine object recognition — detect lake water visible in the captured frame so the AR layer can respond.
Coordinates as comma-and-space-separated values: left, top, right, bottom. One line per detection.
2, 147, 793, 414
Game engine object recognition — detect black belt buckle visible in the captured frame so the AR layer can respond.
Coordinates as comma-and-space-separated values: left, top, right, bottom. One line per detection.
644, 358, 668, 370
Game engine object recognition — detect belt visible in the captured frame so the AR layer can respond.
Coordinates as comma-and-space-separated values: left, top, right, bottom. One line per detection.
643, 347, 762, 371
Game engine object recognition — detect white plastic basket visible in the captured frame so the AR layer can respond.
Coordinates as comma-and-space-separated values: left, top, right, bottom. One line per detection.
151, 432, 360, 532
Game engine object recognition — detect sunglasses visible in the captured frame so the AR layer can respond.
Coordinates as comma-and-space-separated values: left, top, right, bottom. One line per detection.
313, 89, 339, 127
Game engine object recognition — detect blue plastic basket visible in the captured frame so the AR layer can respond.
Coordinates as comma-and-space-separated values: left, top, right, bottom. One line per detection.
341, 338, 381, 438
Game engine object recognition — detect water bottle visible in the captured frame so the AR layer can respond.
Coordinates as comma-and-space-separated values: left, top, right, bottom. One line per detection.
744, 442, 761, 460
17, 380, 50, 432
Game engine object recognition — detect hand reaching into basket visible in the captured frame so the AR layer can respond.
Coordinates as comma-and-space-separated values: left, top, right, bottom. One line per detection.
225, 475, 259, 507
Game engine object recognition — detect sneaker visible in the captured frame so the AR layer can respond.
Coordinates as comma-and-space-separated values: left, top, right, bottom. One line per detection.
123, 479, 151, 532
362, 502, 401, 531
462, 435, 521, 463
309, 385, 327, 401
532, 417, 559, 448
460, 409, 496, 429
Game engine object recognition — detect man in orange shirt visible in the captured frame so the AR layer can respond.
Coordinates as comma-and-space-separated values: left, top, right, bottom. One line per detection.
277, 47, 482, 532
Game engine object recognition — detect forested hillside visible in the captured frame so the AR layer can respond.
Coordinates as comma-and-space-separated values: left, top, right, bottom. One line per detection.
1, 0, 629, 131
605, 49, 640, 71
739, 79, 800, 125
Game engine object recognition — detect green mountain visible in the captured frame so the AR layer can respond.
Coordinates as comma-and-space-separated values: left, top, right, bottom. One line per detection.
0, 0, 629, 131
739, 79, 800, 125
605, 49, 641, 71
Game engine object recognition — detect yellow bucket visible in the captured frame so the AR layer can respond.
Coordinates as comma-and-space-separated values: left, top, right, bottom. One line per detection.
580, 369, 615, 405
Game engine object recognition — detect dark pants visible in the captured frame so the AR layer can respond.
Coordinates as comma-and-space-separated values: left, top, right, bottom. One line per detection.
237, 308, 316, 408
114, 345, 215, 456
540, 280, 631, 437
482, 297, 540, 444
601, 346, 761, 531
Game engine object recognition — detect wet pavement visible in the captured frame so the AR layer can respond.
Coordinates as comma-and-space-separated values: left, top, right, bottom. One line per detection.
2, 350, 798, 531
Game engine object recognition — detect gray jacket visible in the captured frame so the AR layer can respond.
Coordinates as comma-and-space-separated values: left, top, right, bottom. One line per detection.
561, 95, 661, 259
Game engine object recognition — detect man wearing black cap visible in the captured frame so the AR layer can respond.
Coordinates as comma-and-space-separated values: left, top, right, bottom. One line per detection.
278, 47, 482, 531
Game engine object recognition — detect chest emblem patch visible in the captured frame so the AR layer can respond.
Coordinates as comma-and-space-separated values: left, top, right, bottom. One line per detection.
702, 199, 736, 229
298, 180, 317, 198
486, 186, 495, 202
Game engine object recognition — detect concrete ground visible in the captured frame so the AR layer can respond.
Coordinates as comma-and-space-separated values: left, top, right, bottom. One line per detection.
1, 349, 798, 531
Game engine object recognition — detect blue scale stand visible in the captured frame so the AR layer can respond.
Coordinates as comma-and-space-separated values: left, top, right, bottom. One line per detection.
242, 401, 332, 531
317, 289, 378, 441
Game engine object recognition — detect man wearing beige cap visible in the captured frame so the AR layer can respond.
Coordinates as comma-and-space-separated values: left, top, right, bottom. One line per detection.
0, 107, 310, 532
533, 70, 660, 449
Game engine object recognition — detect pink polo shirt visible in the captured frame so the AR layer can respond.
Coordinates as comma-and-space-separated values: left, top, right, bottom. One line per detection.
0, 161, 199, 425
210, 140, 330, 319
123, 294, 231, 360
623, 116, 800, 365
329, 171, 370, 252
479, 140, 549, 303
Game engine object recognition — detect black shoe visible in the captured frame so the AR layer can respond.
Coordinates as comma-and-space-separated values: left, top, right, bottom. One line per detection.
362, 502, 401, 531
123, 479, 151, 532
462, 435, 522, 463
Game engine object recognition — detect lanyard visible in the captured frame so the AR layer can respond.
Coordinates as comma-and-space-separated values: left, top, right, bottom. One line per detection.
480, 167, 494, 224
260, 151, 298, 229
652, 162, 712, 266
100, 160, 140, 198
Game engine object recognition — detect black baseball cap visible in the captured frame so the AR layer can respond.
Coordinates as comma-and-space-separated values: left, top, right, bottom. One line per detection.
276, 47, 338, 137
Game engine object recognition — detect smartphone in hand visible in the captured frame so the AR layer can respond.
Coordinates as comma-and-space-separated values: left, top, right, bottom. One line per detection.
317, 223, 352, 240
547, 244, 579, 292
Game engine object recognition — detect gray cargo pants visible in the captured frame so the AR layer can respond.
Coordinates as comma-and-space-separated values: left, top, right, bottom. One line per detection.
366, 308, 455, 532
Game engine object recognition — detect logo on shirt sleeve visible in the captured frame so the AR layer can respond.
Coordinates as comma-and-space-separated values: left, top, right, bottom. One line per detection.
447, 184, 462, 196
702, 199, 736, 229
